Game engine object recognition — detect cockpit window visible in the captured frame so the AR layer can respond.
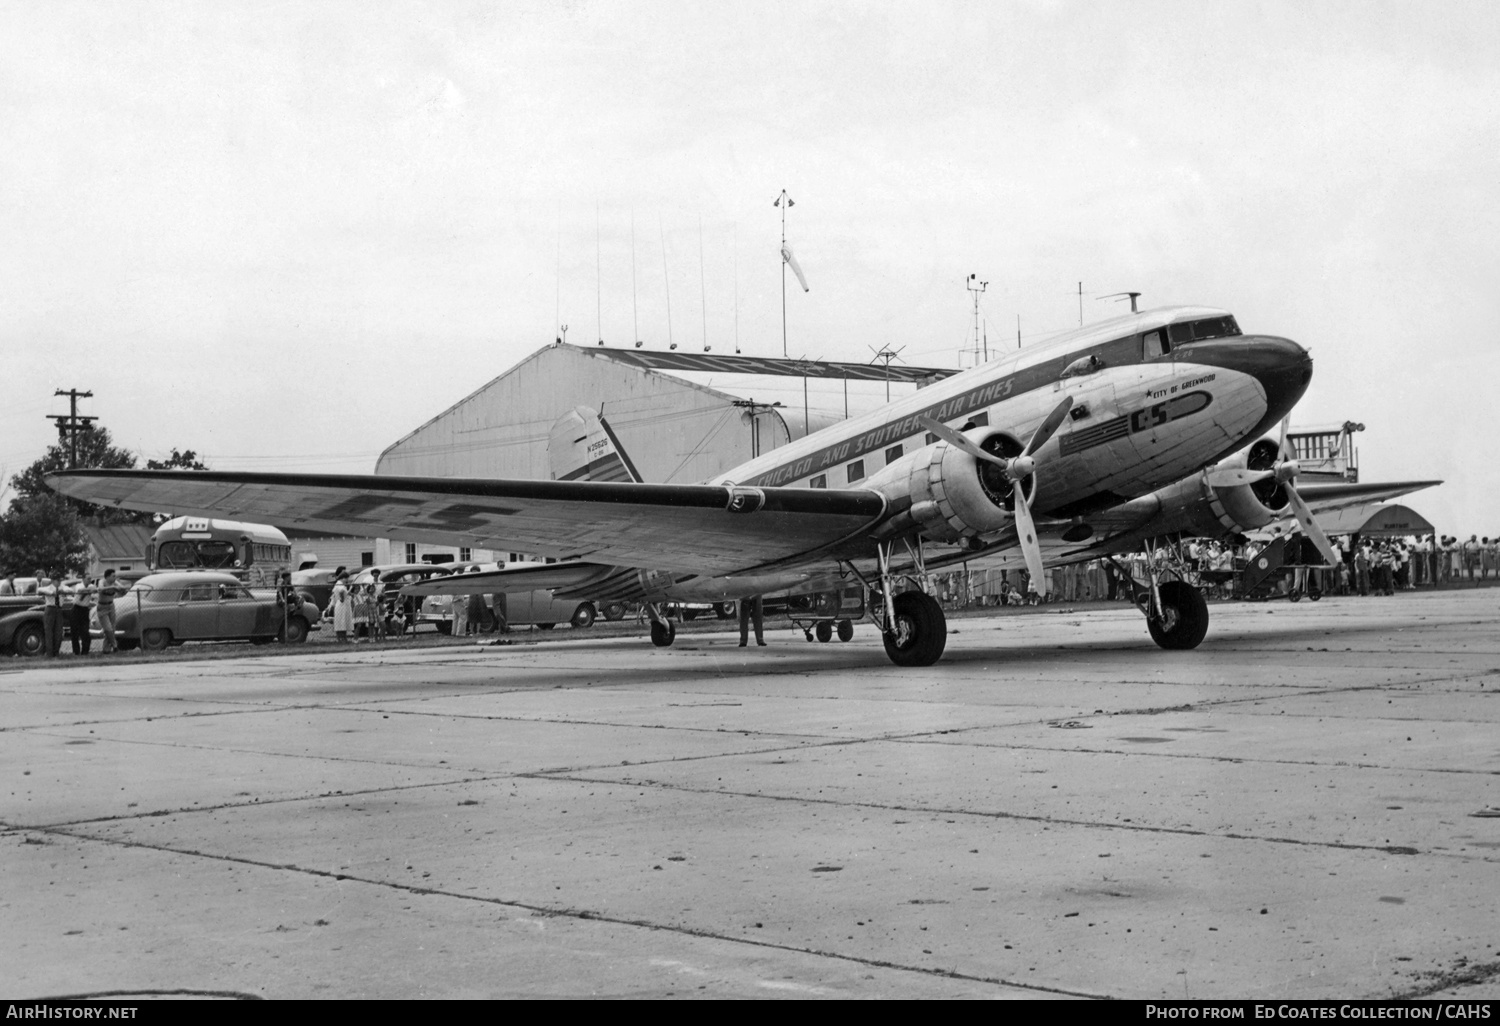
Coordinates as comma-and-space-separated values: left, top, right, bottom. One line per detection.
1142, 330, 1168, 360
1167, 316, 1241, 346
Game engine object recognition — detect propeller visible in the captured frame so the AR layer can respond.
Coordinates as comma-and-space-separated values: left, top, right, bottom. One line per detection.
1203, 416, 1339, 566
918, 395, 1074, 596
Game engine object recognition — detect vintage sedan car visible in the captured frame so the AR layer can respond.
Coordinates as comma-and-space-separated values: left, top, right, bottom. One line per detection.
424, 561, 598, 631
113, 571, 321, 650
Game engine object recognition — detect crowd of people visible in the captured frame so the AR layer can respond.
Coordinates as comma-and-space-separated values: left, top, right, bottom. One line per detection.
0, 567, 126, 656
933, 532, 1500, 607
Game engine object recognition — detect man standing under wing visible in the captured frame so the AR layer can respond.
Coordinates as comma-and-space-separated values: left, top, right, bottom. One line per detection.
95, 569, 122, 654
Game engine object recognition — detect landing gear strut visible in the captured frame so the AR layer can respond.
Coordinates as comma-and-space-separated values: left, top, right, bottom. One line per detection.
1112, 546, 1210, 651
846, 538, 947, 667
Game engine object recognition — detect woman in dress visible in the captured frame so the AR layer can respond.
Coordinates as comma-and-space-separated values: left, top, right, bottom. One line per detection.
329, 571, 354, 643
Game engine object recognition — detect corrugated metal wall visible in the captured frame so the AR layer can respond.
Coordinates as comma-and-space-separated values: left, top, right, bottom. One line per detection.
375, 344, 789, 484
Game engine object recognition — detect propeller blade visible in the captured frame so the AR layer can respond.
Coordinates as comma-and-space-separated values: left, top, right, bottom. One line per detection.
1284, 483, 1340, 567
1012, 480, 1047, 598
1204, 467, 1274, 488
1023, 396, 1076, 457
916, 416, 1008, 468
1278, 414, 1290, 456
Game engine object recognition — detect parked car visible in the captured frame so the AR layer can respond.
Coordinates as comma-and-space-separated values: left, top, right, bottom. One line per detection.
0, 578, 94, 656
112, 571, 321, 650
422, 561, 598, 631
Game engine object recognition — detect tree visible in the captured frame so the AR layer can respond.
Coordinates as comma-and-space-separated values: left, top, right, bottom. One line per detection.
145, 448, 208, 471
9, 425, 144, 525
0, 493, 86, 575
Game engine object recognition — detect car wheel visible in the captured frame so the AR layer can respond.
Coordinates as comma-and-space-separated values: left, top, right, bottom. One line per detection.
570, 603, 596, 629
602, 602, 626, 622
141, 627, 173, 652
13, 622, 45, 657
436, 621, 452, 636
815, 621, 833, 643
279, 617, 309, 644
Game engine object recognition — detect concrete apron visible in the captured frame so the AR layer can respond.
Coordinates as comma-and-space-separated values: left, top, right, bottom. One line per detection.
3, 590, 1498, 999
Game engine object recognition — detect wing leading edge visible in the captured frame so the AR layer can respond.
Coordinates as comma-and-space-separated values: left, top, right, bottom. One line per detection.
46, 469, 887, 577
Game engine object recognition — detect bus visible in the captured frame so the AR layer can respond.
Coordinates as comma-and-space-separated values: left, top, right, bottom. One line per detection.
146, 516, 294, 587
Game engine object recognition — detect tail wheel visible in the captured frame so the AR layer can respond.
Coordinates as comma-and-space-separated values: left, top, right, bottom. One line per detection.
141, 627, 173, 652
571, 603, 597, 628
1147, 581, 1209, 650
815, 621, 833, 643
836, 619, 854, 642
881, 591, 947, 667
650, 620, 676, 647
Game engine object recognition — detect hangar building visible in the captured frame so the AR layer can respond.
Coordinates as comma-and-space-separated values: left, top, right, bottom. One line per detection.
377, 342, 953, 484
368, 342, 953, 563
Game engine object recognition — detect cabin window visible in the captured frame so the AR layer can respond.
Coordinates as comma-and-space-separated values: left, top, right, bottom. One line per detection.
1060, 354, 1105, 379
885, 444, 903, 465
809, 474, 827, 489
847, 460, 865, 484
1142, 330, 1169, 359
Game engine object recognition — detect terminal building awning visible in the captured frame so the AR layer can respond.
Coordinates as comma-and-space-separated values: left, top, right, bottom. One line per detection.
1314, 503, 1434, 538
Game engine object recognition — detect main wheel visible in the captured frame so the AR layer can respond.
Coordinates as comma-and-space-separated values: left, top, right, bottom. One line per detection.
650, 620, 676, 647
1147, 580, 1210, 650
571, 603, 597, 628
13, 622, 45, 657
881, 591, 947, 667
602, 602, 626, 622
836, 619, 854, 642
141, 627, 173, 651
815, 621, 833, 643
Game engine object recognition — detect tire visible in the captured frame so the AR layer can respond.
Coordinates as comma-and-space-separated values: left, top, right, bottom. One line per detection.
1289, 590, 1302, 603
436, 621, 453, 636
116, 638, 139, 652
279, 617, 309, 645
602, 603, 626, 622
815, 621, 833, 643
570, 603, 596, 629
1147, 580, 1210, 650
881, 591, 947, 667
536, 622, 556, 631
141, 627, 173, 652
836, 619, 854, 642
713, 602, 734, 620
13, 622, 45, 658
650, 620, 676, 647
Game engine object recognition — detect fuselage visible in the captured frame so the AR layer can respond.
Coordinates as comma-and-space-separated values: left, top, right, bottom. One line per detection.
708, 306, 1311, 521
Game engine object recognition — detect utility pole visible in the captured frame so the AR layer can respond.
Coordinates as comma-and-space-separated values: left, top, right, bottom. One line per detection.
47, 388, 96, 468
967, 274, 988, 363
731, 399, 783, 459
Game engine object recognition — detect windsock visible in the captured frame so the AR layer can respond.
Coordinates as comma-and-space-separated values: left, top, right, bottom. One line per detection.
781, 244, 810, 292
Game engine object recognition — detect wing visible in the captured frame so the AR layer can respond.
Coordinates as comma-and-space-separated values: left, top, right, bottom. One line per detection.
46, 470, 886, 577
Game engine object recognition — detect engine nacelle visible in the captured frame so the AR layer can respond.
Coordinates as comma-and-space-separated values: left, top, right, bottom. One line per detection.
1148, 436, 1294, 539
864, 430, 1036, 543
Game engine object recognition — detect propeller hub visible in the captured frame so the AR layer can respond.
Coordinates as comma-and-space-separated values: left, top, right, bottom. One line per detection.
1006, 455, 1036, 481
1275, 460, 1301, 484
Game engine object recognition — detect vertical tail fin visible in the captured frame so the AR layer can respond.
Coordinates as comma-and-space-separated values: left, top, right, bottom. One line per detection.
547, 406, 643, 483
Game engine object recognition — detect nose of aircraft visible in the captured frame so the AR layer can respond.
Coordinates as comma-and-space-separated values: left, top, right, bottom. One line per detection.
1181, 335, 1313, 436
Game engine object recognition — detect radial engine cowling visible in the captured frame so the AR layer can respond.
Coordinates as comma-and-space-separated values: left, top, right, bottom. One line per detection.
865, 430, 1037, 543
1152, 437, 1292, 537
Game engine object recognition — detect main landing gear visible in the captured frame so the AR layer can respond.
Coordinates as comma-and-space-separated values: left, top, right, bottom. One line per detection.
1112, 545, 1210, 651
845, 538, 948, 667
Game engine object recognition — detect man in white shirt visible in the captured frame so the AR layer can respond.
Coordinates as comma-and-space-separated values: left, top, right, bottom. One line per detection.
36, 568, 63, 657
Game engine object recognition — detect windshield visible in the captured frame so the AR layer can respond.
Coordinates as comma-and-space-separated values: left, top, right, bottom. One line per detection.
1167, 316, 1241, 346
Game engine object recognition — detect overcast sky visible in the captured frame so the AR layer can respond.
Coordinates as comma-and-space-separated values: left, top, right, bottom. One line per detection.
3, 0, 1496, 533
